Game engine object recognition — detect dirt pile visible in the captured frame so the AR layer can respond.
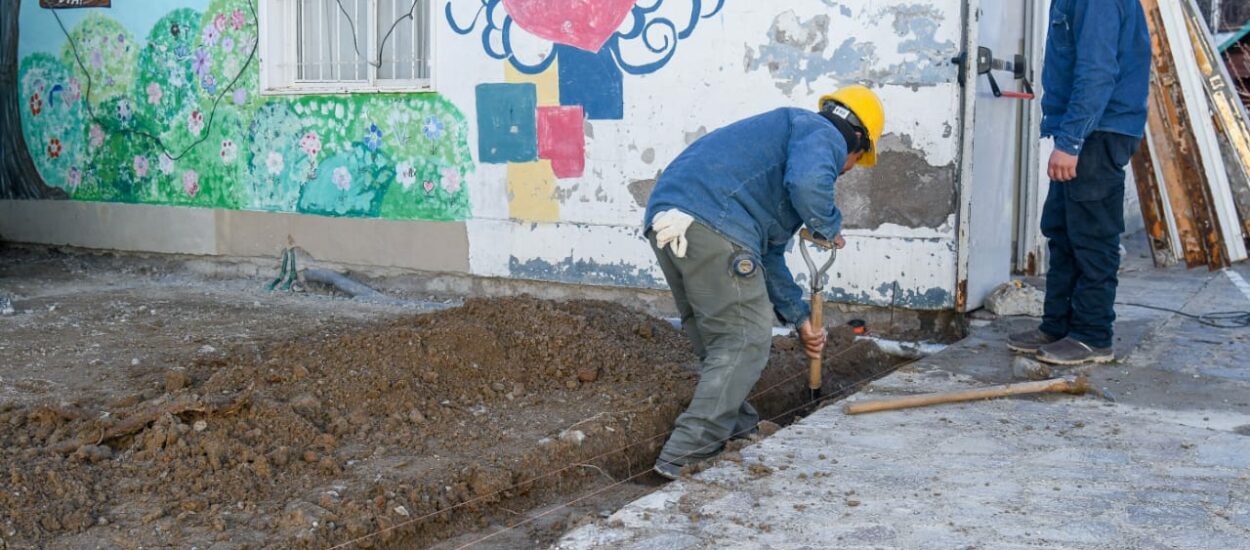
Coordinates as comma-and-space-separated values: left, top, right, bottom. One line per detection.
0, 296, 898, 549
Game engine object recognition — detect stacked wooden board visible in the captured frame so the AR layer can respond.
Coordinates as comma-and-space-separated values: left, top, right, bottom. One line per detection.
1132, 0, 1250, 269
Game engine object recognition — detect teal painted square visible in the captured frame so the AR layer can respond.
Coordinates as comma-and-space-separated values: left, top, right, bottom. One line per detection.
476, 83, 538, 163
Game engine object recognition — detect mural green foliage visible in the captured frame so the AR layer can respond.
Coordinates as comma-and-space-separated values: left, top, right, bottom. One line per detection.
18, 3, 473, 221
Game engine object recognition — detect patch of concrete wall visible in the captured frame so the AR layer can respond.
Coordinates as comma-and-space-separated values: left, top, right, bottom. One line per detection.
836, 135, 958, 230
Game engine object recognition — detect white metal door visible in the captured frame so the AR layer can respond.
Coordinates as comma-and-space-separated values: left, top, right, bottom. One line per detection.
963, 1, 1031, 309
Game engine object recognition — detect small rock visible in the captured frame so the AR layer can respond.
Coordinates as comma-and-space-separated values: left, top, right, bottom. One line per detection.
131, 358, 141, 366
577, 367, 599, 383
0, 296, 14, 316
291, 395, 321, 418
408, 409, 426, 423
198, 345, 217, 354
559, 430, 586, 447
291, 365, 309, 380
1011, 357, 1052, 381
393, 505, 410, 517
193, 420, 208, 432
490, 382, 506, 392
165, 370, 191, 393
985, 281, 1044, 317
512, 383, 526, 397
636, 322, 654, 339
74, 444, 113, 463
271, 446, 291, 467
846, 499, 861, 507
565, 380, 579, 390
303, 450, 319, 463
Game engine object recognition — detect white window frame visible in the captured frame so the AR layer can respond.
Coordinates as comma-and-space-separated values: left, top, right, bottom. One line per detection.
258, 0, 436, 95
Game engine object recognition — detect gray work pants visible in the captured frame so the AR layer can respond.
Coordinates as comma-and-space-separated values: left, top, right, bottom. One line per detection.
649, 222, 774, 465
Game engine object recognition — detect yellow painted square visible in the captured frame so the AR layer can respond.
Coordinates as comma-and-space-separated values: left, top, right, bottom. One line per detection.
507, 160, 560, 222
505, 59, 560, 106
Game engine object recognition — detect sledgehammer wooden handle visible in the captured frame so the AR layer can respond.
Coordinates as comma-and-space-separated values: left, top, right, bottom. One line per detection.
843, 376, 1089, 415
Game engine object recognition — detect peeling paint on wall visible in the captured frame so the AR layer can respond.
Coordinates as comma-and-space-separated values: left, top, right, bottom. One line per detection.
745, 6, 957, 95
508, 255, 660, 287
824, 284, 952, 309
836, 134, 958, 230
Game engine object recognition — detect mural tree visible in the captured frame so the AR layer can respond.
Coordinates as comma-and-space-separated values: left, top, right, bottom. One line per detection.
1, 0, 66, 199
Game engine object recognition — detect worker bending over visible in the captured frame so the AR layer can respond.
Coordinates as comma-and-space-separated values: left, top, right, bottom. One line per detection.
643, 85, 885, 479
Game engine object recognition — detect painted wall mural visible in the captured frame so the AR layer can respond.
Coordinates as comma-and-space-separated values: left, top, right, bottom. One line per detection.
447, 0, 724, 221
18, 0, 474, 221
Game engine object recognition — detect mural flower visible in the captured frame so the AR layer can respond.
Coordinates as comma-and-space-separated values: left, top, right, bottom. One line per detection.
134, 155, 149, 177
188, 110, 204, 136
221, 37, 234, 53
422, 116, 443, 140
422, 180, 435, 194
29, 93, 42, 116
363, 124, 383, 151
170, 22, 181, 38
219, 140, 238, 164
182, 170, 200, 197
231, 10, 246, 31
232, 88, 247, 106
89, 124, 105, 148
441, 167, 462, 194
146, 82, 163, 105
299, 132, 322, 158
202, 24, 220, 47
91, 49, 103, 69
214, 14, 227, 31
192, 48, 212, 77
67, 167, 82, 189
396, 161, 416, 190
47, 138, 62, 159
67, 78, 81, 103
266, 151, 284, 175
159, 153, 175, 175
116, 99, 133, 122
332, 167, 352, 191
201, 74, 217, 94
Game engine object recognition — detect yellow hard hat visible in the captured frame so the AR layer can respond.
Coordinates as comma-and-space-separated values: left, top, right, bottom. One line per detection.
818, 85, 885, 167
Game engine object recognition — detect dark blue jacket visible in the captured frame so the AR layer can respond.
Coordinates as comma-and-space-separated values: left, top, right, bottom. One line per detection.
644, 108, 847, 326
1040, 0, 1152, 155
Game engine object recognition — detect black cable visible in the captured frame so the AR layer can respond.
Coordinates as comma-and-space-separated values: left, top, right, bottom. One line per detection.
1116, 302, 1250, 329
333, 0, 420, 70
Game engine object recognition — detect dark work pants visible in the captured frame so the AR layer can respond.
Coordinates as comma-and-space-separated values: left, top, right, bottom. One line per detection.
1039, 131, 1139, 349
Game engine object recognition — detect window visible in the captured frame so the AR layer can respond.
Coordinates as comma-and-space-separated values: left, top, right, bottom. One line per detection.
259, 0, 433, 94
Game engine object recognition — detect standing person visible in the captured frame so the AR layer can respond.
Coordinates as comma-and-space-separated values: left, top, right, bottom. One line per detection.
1008, 0, 1151, 365
643, 85, 885, 479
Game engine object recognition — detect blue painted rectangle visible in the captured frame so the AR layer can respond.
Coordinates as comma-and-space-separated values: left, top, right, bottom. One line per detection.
476, 83, 538, 163
557, 46, 623, 121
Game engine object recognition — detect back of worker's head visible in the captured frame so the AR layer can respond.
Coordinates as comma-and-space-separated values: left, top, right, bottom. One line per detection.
818, 85, 885, 170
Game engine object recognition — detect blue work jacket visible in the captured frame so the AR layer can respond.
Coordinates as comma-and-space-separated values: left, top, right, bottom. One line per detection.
1040, 0, 1151, 155
644, 108, 847, 326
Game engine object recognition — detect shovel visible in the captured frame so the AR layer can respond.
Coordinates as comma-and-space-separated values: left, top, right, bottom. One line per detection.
797, 228, 837, 404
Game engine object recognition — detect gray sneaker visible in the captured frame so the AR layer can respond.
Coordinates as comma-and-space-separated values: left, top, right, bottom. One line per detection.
1036, 337, 1114, 366
653, 459, 684, 480
1007, 329, 1061, 354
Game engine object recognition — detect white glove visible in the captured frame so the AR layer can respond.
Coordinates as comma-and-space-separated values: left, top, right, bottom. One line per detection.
651, 209, 695, 258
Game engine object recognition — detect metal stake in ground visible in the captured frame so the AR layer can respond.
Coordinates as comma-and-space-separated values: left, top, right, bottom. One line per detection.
798, 228, 837, 404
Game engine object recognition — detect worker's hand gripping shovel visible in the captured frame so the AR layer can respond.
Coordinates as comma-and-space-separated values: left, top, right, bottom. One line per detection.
798, 228, 837, 405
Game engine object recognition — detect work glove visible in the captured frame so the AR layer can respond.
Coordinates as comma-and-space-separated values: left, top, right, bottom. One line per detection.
651, 209, 695, 258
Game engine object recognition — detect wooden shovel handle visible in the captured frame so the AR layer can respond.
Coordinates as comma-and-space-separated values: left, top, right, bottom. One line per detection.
843, 377, 1087, 415
808, 291, 824, 391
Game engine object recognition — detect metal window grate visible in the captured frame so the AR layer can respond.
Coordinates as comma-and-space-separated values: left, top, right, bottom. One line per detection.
294, 0, 428, 84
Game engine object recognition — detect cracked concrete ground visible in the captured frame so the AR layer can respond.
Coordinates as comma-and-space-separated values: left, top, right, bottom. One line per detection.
555, 239, 1250, 550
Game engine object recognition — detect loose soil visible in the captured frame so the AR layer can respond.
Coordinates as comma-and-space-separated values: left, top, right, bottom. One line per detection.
1, 251, 904, 550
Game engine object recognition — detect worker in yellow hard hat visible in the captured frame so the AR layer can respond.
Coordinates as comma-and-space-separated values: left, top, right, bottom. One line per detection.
642, 84, 884, 479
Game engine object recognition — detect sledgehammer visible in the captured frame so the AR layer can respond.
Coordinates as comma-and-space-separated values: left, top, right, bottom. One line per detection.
843, 375, 1092, 415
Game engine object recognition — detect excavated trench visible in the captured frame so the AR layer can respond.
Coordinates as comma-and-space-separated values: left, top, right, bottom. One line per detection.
0, 296, 908, 549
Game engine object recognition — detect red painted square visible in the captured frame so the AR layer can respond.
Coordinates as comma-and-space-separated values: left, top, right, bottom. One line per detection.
537, 105, 586, 178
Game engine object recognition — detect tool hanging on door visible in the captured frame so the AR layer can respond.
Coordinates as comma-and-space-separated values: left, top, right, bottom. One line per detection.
798, 228, 837, 404
952, 46, 1036, 100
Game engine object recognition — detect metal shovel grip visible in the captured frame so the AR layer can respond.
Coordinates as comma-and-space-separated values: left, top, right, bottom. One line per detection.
797, 228, 837, 399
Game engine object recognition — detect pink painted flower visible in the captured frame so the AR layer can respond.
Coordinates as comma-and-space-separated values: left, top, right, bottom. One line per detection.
146, 82, 162, 105
332, 167, 352, 191
67, 167, 81, 189
89, 124, 105, 148
266, 151, 284, 175
230, 9, 246, 31
440, 167, 461, 194
422, 180, 435, 194
299, 132, 321, 158
67, 78, 81, 103
133, 155, 149, 177
182, 170, 200, 197
188, 110, 204, 136
214, 14, 227, 31
396, 161, 416, 190
219, 140, 238, 164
